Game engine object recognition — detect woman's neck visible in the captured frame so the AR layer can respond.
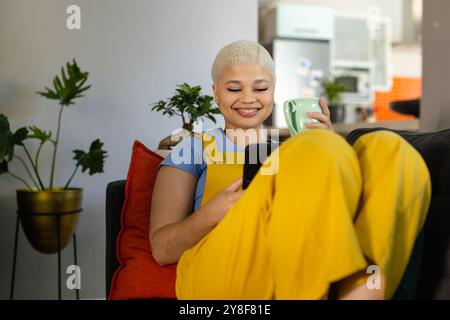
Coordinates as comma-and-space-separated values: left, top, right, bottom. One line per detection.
223, 123, 268, 148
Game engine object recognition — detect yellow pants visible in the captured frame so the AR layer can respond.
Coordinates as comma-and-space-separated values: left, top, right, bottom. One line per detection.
176, 129, 431, 299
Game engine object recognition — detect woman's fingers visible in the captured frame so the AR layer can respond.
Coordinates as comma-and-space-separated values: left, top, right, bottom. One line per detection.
305, 110, 330, 127
305, 122, 329, 129
307, 112, 329, 123
319, 97, 331, 116
307, 98, 334, 131
225, 178, 243, 192
230, 189, 245, 203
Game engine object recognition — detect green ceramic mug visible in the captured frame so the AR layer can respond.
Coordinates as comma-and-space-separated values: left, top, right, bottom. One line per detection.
283, 97, 323, 136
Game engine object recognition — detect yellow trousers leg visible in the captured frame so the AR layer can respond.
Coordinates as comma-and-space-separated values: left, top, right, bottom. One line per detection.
176, 129, 431, 299
336, 130, 431, 299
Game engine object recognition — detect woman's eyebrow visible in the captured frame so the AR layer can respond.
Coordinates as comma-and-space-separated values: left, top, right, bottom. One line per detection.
225, 80, 241, 84
225, 79, 269, 84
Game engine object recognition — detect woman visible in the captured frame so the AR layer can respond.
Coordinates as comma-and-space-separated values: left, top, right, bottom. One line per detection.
149, 40, 431, 300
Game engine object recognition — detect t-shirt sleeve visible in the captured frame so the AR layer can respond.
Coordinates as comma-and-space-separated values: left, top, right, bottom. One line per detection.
157, 134, 204, 178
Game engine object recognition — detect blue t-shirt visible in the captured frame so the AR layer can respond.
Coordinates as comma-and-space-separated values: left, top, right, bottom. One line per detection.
158, 127, 245, 213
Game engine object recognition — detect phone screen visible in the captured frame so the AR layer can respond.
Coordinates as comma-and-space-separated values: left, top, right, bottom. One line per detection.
243, 141, 279, 189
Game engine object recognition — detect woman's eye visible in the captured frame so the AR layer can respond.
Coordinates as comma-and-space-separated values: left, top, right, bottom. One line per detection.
227, 88, 268, 92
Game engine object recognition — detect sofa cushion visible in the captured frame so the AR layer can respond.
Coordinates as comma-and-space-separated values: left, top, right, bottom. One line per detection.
108, 140, 177, 300
346, 127, 450, 299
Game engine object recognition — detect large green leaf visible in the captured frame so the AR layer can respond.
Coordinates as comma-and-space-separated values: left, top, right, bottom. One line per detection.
36, 59, 91, 106
72, 139, 107, 175
13, 127, 28, 146
0, 114, 15, 162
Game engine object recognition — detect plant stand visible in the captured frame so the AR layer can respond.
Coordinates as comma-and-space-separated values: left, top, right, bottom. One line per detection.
9, 210, 81, 300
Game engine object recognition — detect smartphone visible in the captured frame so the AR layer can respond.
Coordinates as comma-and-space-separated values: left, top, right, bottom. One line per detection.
243, 141, 279, 189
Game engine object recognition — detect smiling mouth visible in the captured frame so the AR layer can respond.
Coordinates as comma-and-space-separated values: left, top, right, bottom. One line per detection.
233, 108, 261, 117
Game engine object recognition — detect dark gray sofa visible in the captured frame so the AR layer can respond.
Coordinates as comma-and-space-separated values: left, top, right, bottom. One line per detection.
106, 127, 450, 299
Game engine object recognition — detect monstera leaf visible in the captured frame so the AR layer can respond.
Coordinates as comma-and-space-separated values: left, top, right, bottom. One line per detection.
72, 139, 107, 175
36, 59, 91, 106
0, 114, 14, 163
0, 115, 30, 175
0, 115, 28, 162
0, 61, 106, 191
12, 127, 29, 146
28, 126, 55, 145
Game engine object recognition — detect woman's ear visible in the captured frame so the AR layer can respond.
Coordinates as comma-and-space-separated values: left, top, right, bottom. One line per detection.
212, 83, 217, 101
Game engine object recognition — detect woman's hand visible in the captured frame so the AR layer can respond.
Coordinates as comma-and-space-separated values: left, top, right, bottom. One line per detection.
304, 98, 334, 131
203, 178, 244, 226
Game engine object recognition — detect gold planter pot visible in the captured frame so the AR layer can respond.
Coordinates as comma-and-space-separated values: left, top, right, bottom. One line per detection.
16, 188, 83, 254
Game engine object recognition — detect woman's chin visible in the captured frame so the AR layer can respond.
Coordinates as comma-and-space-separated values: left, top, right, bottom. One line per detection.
232, 119, 263, 130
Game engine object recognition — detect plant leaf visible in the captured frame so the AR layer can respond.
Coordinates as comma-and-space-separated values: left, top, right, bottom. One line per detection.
320, 77, 348, 105
28, 126, 52, 144
0, 114, 15, 162
150, 83, 219, 127
37, 59, 91, 106
72, 139, 108, 175
13, 127, 28, 146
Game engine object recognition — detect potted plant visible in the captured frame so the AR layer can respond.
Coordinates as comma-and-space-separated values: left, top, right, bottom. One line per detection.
320, 76, 348, 123
0, 59, 107, 254
151, 82, 220, 150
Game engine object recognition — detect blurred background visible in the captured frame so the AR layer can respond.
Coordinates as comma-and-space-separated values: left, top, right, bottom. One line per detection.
259, 0, 425, 135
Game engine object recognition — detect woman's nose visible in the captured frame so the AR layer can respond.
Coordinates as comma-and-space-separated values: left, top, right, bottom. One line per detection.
240, 91, 257, 103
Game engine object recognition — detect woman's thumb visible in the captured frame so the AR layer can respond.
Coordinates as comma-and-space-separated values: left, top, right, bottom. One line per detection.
225, 178, 243, 192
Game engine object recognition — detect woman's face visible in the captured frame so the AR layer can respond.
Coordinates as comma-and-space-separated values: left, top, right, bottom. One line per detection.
212, 63, 275, 131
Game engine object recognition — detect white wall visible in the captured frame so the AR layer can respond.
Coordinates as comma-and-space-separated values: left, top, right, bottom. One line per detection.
0, 0, 258, 299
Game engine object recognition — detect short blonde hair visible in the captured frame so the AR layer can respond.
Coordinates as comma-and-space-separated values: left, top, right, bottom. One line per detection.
211, 40, 275, 84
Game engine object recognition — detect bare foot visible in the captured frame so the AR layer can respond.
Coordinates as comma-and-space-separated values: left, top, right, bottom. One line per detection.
337, 271, 385, 300
339, 282, 384, 300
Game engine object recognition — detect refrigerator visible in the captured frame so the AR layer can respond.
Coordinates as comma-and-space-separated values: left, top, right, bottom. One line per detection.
260, 3, 334, 129
265, 38, 331, 129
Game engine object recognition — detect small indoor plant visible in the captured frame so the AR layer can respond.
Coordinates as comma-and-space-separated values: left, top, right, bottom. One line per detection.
320, 76, 348, 123
0, 59, 107, 254
151, 82, 220, 150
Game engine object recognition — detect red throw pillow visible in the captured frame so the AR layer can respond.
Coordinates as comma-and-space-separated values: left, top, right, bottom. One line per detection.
108, 140, 177, 300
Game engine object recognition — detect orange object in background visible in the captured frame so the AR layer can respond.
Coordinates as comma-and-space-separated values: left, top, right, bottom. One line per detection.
374, 77, 422, 121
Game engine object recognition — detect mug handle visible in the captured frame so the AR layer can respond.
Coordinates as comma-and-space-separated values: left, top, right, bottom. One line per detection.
283, 100, 298, 136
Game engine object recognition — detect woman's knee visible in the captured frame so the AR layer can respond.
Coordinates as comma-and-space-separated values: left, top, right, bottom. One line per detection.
353, 130, 428, 173
279, 129, 355, 163
353, 130, 405, 153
